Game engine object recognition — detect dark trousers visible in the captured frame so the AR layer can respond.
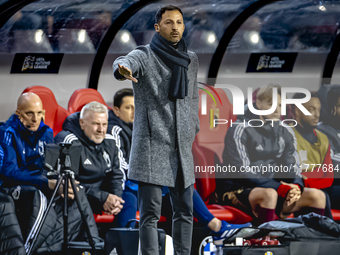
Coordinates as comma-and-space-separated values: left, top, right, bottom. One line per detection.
323, 185, 340, 210
138, 175, 194, 255
0, 191, 26, 255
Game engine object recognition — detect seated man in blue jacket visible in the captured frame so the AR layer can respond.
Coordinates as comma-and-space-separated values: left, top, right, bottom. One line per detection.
0, 92, 99, 254
218, 84, 326, 224
108, 88, 136, 227
55, 101, 125, 217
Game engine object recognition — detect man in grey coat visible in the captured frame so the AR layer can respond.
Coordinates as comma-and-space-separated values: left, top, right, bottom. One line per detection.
113, 5, 199, 255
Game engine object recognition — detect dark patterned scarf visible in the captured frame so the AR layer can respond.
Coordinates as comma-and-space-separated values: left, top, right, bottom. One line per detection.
150, 32, 191, 100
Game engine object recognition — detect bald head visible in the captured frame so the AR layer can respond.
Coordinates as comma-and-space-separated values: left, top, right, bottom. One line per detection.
17, 92, 42, 110
16, 92, 45, 132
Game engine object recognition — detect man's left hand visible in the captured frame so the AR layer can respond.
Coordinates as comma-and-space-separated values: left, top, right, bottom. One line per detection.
103, 194, 125, 215
280, 181, 301, 206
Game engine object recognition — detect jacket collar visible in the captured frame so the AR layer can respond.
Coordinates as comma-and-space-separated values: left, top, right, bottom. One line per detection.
7, 114, 49, 146
8, 114, 48, 137
108, 110, 133, 138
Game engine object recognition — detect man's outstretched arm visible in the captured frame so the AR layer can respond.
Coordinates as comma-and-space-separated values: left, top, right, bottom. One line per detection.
113, 46, 148, 83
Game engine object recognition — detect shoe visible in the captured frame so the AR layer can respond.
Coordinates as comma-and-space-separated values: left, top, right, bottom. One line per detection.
212, 220, 252, 245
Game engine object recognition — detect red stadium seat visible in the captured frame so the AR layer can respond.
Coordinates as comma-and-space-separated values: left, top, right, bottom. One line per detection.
135, 211, 167, 222
93, 213, 115, 223
194, 204, 253, 223
193, 88, 253, 224
194, 88, 237, 203
332, 209, 340, 221
207, 205, 253, 223
68, 88, 112, 114
22, 86, 70, 136
93, 211, 167, 224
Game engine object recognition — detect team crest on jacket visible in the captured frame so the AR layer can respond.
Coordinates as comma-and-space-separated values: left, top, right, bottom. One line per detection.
298, 150, 308, 163
38, 140, 44, 156
103, 150, 111, 168
199, 236, 217, 255
12, 186, 21, 200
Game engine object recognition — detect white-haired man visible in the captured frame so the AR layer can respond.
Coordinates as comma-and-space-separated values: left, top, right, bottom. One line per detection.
55, 101, 125, 216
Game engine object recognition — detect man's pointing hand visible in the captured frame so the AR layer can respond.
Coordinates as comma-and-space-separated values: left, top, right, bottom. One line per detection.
118, 64, 138, 83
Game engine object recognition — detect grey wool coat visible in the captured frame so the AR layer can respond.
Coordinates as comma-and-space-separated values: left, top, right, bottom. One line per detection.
113, 44, 199, 188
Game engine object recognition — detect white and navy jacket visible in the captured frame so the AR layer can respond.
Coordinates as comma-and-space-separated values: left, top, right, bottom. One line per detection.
217, 104, 304, 195
108, 109, 131, 174
55, 112, 125, 214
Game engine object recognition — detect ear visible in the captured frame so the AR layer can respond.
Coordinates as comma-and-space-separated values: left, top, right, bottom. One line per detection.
15, 109, 20, 116
154, 23, 160, 32
79, 119, 85, 130
42, 110, 46, 122
113, 106, 120, 117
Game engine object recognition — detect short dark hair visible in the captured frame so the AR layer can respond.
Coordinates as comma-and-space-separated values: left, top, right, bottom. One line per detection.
155, 5, 183, 24
327, 85, 340, 113
113, 88, 133, 108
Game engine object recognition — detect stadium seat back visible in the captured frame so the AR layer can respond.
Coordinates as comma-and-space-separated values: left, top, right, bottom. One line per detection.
68, 88, 112, 114
193, 88, 236, 203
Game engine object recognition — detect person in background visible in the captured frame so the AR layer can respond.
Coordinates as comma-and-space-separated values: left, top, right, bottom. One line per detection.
292, 92, 334, 217
0, 93, 99, 254
317, 85, 340, 210
108, 88, 137, 227
55, 101, 125, 217
113, 5, 199, 254
108, 88, 251, 242
218, 84, 326, 225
